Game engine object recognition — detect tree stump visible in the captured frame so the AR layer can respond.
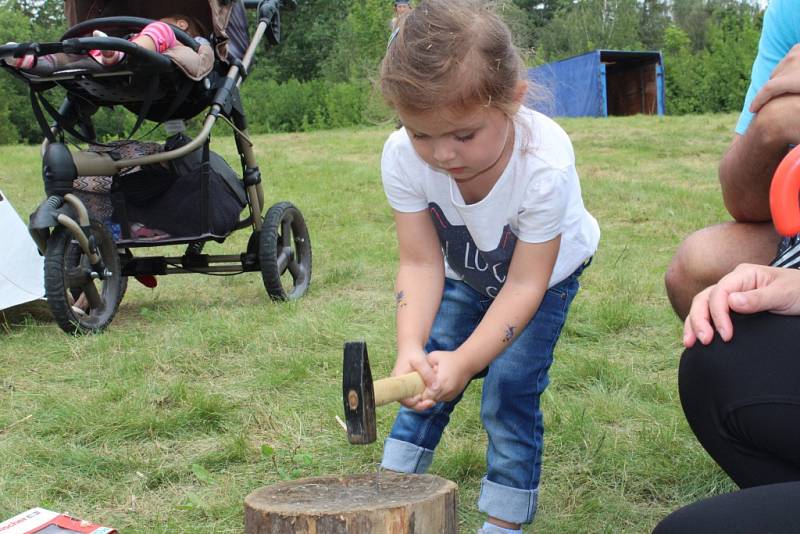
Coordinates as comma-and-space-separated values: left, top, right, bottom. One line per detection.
244, 471, 458, 533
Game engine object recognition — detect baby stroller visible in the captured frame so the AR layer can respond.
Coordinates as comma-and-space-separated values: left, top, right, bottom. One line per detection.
0, 0, 312, 335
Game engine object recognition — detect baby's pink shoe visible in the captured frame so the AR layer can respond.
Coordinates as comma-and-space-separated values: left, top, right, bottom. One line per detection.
89, 30, 124, 65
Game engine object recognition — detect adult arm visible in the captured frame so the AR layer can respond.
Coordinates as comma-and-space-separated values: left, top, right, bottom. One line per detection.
719, 118, 792, 222
719, 0, 800, 221
720, 83, 800, 222
424, 236, 560, 402
391, 209, 445, 411
684, 263, 800, 347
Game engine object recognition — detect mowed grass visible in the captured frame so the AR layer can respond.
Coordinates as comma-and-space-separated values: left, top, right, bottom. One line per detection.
0, 114, 738, 533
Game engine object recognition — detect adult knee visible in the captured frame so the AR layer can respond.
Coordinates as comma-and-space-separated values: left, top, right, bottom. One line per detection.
679, 347, 704, 413
665, 230, 713, 317
678, 344, 716, 406
678, 340, 734, 430
666, 228, 723, 289
651, 508, 695, 534
664, 248, 689, 311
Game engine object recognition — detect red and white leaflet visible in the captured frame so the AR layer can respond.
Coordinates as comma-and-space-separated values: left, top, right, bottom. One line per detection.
0, 508, 116, 534
0, 508, 60, 534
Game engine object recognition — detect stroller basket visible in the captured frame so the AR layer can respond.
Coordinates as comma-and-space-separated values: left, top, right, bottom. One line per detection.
68, 134, 248, 246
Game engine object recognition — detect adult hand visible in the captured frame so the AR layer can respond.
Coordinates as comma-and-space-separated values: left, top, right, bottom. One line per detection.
684, 263, 800, 347
423, 350, 473, 403
392, 345, 436, 411
750, 44, 800, 113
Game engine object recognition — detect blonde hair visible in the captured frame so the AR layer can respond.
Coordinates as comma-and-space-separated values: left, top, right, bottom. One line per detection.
381, 0, 525, 119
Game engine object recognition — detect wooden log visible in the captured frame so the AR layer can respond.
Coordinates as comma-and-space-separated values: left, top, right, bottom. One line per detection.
244, 471, 458, 534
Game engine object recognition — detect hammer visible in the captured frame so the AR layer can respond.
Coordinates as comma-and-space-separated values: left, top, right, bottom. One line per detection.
342, 341, 426, 444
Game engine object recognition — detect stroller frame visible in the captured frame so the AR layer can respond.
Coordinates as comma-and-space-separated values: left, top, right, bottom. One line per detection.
1, 0, 312, 334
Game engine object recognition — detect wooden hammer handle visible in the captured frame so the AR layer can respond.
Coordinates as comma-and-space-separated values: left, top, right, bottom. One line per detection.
373, 372, 425, 407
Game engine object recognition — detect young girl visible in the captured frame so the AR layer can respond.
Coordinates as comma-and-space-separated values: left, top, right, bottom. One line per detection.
378, 1, 600, 532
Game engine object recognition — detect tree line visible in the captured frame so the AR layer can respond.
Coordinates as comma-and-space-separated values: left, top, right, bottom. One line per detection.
0, 0, 764, 144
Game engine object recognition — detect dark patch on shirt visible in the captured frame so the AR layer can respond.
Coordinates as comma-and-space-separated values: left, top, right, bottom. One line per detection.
428, 202, 517, 298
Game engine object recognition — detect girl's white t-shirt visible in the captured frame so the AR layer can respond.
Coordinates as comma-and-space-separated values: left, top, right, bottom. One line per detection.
381, 106, 600, 298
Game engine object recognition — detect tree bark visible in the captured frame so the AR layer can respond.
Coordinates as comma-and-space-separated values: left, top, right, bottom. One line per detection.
244, 472, 458, 533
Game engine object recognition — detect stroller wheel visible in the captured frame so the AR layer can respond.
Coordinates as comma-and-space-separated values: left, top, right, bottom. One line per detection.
259, 202, 312, 301
64, 243, 128, 305
44, 219, 125, 335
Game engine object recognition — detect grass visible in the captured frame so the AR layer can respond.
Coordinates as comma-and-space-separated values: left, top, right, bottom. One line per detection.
0, 113, 738, 533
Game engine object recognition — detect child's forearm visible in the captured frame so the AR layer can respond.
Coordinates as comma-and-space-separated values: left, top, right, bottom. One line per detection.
130, 34, 157, 52
394, 262, 444, 356
456, 237, 560, 374
134, 21, 176, 53
456, 281, 547, 374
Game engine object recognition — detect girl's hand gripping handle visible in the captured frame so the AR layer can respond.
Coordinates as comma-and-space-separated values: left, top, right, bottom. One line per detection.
770, 144, 800, 237
373, 372, 425, 407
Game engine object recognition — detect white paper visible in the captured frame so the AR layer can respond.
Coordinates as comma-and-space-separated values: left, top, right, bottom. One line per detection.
0, 190, 45, 311
0, 508, 60, 534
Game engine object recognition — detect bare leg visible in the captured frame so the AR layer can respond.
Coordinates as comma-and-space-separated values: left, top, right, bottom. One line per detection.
664, 221, 780, 319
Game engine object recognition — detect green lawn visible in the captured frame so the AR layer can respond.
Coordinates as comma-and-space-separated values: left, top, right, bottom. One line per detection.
0, 114, 738, 533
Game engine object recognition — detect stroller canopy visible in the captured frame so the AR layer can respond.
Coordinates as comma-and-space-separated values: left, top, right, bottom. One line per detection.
64, 0, 249, 61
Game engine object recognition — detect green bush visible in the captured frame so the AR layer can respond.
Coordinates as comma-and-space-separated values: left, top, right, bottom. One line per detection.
241, 78, 321, 133
0, 76, 377, 144
0, 102, 20, 145
241, 78, 374, 133
663, 26, 706, 115
324, 81, 367, 128
701, 6, 761, 113
663, 5, 761, 116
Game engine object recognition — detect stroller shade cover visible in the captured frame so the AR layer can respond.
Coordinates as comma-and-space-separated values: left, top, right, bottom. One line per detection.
64, 0, 249, 61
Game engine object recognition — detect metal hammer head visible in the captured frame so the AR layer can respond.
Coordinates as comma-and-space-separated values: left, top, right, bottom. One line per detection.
342, 340, 376, 444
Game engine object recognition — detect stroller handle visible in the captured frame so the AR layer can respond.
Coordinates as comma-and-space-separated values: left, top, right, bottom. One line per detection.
0, 36, 173, 72
242, 0, 296, 47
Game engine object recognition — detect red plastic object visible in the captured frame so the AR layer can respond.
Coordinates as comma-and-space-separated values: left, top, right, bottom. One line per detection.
770, 144, 800, 237
135, 274, 158, 288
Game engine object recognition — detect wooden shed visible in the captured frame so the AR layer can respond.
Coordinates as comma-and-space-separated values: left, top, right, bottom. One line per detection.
527, 50, 665, 118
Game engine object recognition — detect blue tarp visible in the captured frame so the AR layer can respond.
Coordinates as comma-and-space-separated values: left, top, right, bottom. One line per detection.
527, 50, 665, 118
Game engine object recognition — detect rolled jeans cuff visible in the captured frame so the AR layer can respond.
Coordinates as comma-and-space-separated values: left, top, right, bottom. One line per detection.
380, 437, 434, 473
478, 477, 539, 524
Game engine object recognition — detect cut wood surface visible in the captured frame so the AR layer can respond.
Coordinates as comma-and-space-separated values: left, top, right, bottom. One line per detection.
244, 471, 458, 533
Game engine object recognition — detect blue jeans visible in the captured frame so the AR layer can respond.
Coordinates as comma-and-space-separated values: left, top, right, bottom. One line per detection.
381, 265, 584, 525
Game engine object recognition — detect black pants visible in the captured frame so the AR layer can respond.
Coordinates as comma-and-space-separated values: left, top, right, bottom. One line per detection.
652, 481, 800, 533
654, 312, 800, 533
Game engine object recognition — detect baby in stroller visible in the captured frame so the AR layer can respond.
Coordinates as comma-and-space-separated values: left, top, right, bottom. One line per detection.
5, 13, 214, 81
0, 0, 312, 335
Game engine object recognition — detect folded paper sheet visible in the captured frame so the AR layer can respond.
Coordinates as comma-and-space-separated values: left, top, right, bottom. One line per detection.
0, 190, 44, 311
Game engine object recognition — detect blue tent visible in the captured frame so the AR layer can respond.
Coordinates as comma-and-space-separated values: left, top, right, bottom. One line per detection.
526, 50, 665, 118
